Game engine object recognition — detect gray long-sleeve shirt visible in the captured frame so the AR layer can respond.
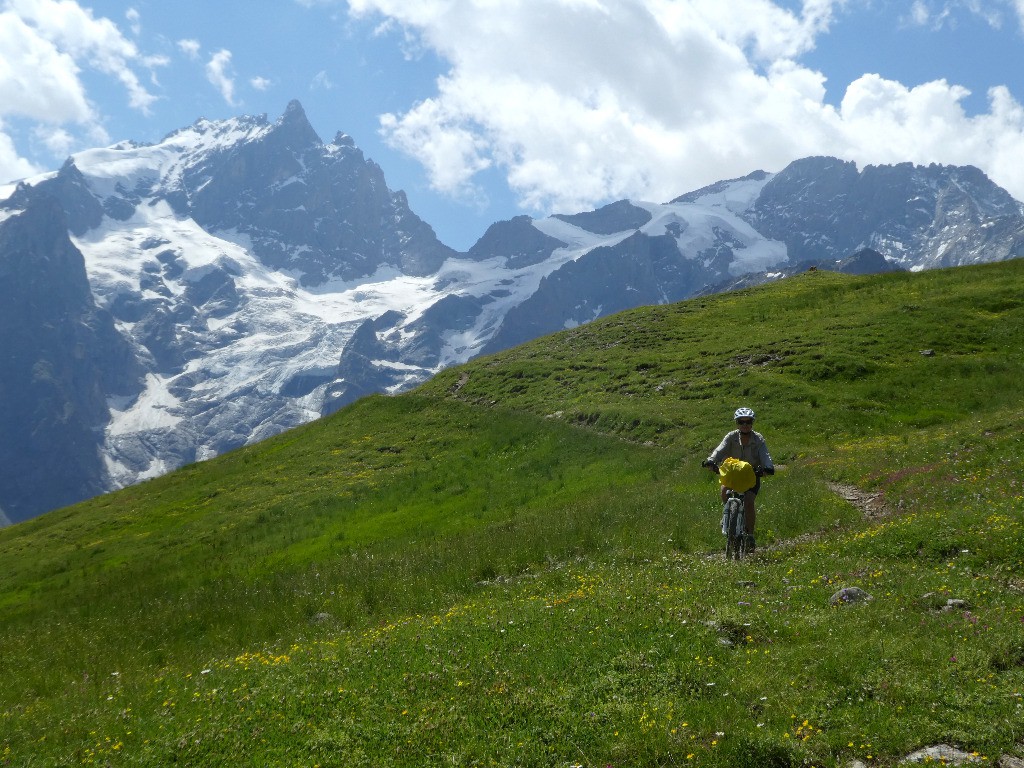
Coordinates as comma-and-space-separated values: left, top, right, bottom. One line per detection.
707, 429, 773, 470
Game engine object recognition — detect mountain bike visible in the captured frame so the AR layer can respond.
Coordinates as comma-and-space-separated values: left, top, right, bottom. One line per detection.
702, 459, 759, 560
721, 489, 751, 560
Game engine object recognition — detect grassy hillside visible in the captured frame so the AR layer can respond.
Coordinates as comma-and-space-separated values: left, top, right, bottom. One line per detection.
1, 261, 1023, 767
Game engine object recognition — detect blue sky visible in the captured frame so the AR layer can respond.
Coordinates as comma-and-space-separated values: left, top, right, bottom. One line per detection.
2, 0, 1024, 251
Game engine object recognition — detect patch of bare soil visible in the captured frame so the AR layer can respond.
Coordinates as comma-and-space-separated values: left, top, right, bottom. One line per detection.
827, 482, 890, 519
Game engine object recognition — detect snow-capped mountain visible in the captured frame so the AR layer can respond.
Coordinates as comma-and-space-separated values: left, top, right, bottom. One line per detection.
2, 101, 1024, 522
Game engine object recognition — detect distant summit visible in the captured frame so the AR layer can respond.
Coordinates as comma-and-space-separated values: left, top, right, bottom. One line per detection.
837, 248, 904, 275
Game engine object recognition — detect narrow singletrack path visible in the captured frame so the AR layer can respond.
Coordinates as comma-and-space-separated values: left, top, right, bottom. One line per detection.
709, 480, 893, 561
826, 482, 889, 519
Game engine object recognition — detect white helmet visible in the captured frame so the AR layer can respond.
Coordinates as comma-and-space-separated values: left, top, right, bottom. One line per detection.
734, 407, 755, 421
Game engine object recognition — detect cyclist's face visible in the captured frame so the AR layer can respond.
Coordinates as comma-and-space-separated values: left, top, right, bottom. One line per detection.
736, 419, 754, 431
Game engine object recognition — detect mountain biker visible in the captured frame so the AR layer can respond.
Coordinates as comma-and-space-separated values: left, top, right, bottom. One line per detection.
701, 407, 774, 551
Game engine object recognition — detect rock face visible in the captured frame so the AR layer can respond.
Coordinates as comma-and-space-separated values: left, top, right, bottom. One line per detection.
552, 200, 654, 234
468, 215, 567, 268
899, 744, 983, 765
3, 103, 1024, 521
0, 194, 140, 522
481, 231, 707, 354
161, 100, 457, 284
749, 157, 1024, 269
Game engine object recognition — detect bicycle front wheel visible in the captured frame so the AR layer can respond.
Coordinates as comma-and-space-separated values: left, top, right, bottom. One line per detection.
724, 499, 743, 560
735, 530, 749, 559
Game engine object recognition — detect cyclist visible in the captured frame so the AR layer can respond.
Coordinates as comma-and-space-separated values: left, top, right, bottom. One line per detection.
701, 407, 774, 551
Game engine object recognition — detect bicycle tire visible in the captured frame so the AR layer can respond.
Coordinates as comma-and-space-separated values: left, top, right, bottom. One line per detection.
724, 502, 734, 559
732, 529, 746, 560
724, 498, 744, 560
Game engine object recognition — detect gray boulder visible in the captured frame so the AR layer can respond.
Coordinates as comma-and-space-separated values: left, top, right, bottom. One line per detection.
900, 745, 982, 764
830, 587, 873, 606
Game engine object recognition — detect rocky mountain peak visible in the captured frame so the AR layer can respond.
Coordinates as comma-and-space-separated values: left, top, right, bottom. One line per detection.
748, 156, 1024, 268
671, 169, 771, 206
552, 200, 653, 234
159, 102, 455, 284
16, 159, 104, 236
468, 215, 567, 267
269, 98, 322, 152
837, 247, 903, 275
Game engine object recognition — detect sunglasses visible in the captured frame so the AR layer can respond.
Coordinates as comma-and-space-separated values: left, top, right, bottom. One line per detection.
736, 420, 754, 426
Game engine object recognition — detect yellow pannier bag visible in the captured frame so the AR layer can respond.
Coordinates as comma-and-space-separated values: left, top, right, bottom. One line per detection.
718, 457, 756, 493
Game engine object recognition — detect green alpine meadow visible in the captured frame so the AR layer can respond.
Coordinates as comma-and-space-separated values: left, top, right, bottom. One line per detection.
2, 261, 1023, 767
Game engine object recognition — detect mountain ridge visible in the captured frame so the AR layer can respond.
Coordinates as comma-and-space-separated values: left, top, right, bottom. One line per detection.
2, 100, 1024, 520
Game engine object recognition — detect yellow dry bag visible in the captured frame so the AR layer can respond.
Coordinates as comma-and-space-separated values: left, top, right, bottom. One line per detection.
718, 457, 756, 493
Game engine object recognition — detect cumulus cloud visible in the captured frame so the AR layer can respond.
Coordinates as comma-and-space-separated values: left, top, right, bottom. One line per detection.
206, 49, 238, 106
251, 76, 272, 91
6, 0, 159, 112
34, 124, 76, 155
0, 10, 94, 124
347, 0, 1024, 212
0, 0, 162, 183
0, 121, 40, 181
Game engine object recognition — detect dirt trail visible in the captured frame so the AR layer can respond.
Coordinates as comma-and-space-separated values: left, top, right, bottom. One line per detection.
826, 482, 890, 519
724, 481, 891, 559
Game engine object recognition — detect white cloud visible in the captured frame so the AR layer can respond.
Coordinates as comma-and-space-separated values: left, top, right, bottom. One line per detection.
0, 0, 165, 182
905, 0, 1013, 29
1011, 0, 1024, 26
206, 49, 238, 106
0, 121, 41, 183
0, 10, 94, 124
178, 38, 201, 59
379, 94, 493, 203
310, 70, 334, 90
251, 76, 272, 91
126, 7, 140, 35
910, 0, 934, 25
347, 0, 1024, 211
34, 124, 76, 155
5, 0, 158, 112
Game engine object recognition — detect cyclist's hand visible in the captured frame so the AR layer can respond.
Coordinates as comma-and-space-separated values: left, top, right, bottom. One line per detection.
701, 460, 717, 472
763, 466, 775, 476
